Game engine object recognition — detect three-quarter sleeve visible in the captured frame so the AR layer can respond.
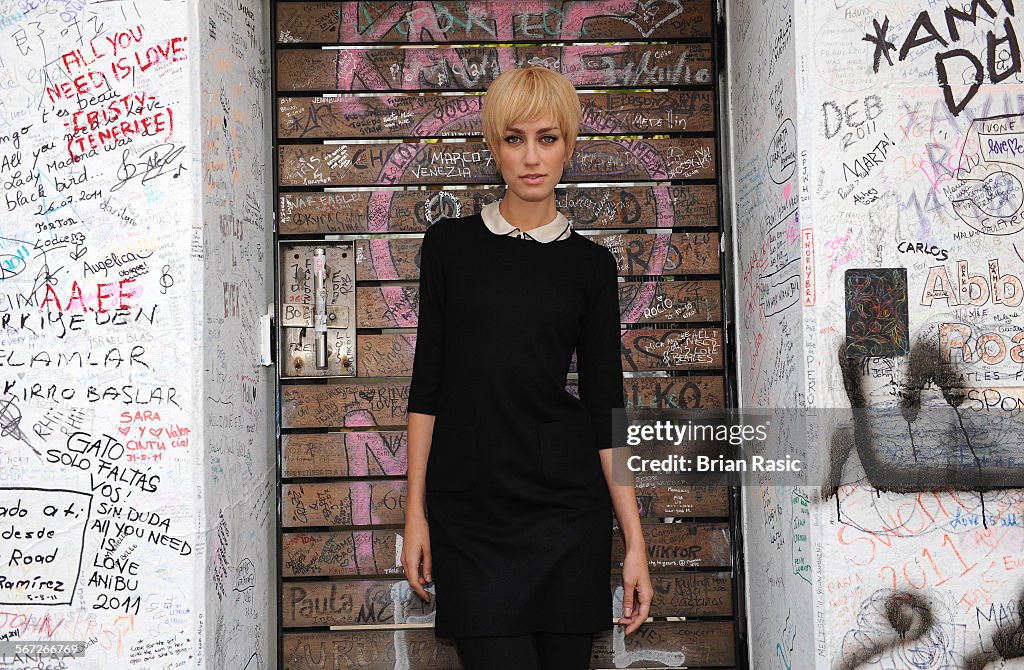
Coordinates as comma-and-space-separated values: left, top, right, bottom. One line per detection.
407, 220, 447, 415
576, 248, 625, 450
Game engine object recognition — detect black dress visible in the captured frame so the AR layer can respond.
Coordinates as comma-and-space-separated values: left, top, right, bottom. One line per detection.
407, 212, 625, 638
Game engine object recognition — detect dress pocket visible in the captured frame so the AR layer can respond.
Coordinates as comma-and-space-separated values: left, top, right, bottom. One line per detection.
537, 419, 602, 488
426, 424, 478, 492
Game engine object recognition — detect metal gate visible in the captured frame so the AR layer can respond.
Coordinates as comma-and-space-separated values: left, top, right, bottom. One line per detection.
271, 2, 742, 667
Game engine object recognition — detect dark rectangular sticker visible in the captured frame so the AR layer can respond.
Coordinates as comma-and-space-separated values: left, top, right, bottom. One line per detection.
845, 268, 910, 357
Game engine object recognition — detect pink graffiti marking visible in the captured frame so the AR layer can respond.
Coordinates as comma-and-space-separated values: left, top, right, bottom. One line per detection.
650, 232, 673, 273
318, 44, 706, 91
349, 481, 373, 525
369, 239, 400, 281
342, 408, 376, 428
336, 47, 404, 90
353, 530, 376, 574
654, 186, 674, 229
345, 431, 371, 475
377, 286, 419, 327
366, 96, 472, 319
346, 431, 407, 476
623, 138, 670, 179
341, 1, 646, 43
624, 281, 658, 323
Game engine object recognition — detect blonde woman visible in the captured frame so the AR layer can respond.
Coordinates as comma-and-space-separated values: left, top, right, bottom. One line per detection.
403, 66, 652, 670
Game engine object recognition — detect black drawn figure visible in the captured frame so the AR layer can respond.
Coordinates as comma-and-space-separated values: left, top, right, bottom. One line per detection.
835, 590, 958, 670
837, 588, 1024, 670
680, 381, 702, 408
819, 325, 1024, 529
0, 394, 40, 458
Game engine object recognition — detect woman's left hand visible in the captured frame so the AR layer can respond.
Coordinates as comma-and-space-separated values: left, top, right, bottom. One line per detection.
617, 547, 652, 635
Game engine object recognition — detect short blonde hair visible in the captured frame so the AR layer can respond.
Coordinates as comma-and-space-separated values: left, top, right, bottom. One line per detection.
482, 67, 581, 166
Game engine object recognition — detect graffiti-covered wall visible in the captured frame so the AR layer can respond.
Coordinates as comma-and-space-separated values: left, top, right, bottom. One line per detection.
0, 0, 272, 667
798, 0, 1024, 668
727, 0, 816, 667
733, 0, 1024, 667
0, 1, 202, 665
199, 0, 273, 668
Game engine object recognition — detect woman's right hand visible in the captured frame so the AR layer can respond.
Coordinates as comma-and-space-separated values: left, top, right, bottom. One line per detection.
402, 512, 432, 602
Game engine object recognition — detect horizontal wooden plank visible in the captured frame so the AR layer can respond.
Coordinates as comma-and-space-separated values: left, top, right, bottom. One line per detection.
282, 570, 728, 627
278, 138, 715, 186
668, 236, 722, 277
283, 530, 404, 578
601, 232, 720, 275
624, 375, 726, 409
282, 524, 730, 578
277, 44, 713, 91
354, 238, 427, 281
283, 431, 407, 478
622, 328, 723, 371
284, 630, 459, 669
354, 234, 719, 280
646, 572, 732, 615
351, 326, 720, 372
356, 329, 724, 381
635, 484, 729, 517
356, 333, 416, 377
278, 185, 718, 234
277, 1, 713, 44
620, 281, 722, 323
283, 421, 732, 495
283, 380, 410, 428
284, 622, 734, 667
281, 429, 729, 482
355, 287, 418, 328
282, 579, 432, 627
357, 333, 415, 376
612, 523, 730, 569
284, 481, 408, 528
354, 282, 718, 332
279, 91, 715, 139
282, 479, 725, 527
282, 375, 727, 428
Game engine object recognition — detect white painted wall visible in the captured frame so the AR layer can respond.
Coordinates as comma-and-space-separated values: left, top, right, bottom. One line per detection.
0, 0, 272, 667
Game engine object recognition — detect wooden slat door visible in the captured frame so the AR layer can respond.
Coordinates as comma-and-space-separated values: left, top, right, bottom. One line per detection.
273, 2, 737, 668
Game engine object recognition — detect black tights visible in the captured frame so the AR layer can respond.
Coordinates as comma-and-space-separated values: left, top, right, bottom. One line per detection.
455, 632, 594, 670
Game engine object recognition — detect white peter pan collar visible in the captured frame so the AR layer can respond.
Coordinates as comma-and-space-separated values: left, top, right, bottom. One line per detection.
481, 201, 572, 243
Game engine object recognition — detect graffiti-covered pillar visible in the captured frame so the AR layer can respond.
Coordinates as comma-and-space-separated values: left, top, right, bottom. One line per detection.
726, 0, 815, 667
730, 0, 1024, 668
0, 1, 273, 668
